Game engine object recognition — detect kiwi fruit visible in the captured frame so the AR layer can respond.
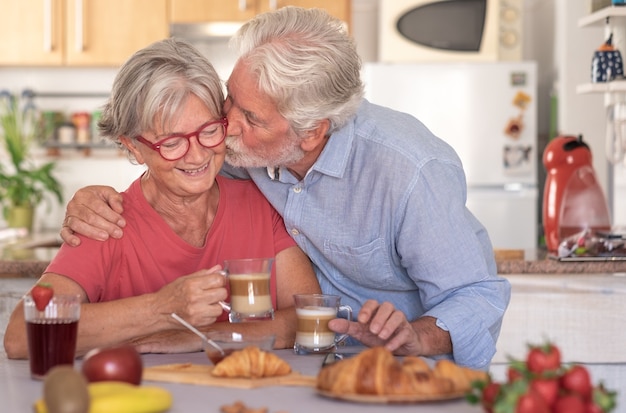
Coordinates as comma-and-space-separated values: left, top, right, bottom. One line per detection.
43, 365, 90, 413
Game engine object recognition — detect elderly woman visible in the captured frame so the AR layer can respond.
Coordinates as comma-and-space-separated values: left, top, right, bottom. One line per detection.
3, 38, 320, 359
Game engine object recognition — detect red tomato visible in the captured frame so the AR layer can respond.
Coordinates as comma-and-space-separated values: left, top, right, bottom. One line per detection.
516, 391, 550, 413
554, 394, 586, 413
526, 343, 561, 374
529, 378, 559, 407
561, 365, 592, 401
481, 382, 501, 413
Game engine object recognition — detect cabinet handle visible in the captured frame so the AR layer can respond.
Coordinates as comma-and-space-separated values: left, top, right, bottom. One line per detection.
238, 0, 247, 12
268, 0, 277, 10
43, 0, 53, 52
75, 0, 84, 52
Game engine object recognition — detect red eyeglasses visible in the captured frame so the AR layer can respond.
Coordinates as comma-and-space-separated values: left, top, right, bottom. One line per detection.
136, 117, 228, 161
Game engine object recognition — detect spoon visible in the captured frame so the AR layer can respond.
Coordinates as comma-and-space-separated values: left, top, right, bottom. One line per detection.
170, 313, 225, 357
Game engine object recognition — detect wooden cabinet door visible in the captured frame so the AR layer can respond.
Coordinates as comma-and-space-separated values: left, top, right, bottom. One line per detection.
170, 0, 257, 23
256, 0, 351, 26
0, 0, 64, 65
65, 0, 169, 66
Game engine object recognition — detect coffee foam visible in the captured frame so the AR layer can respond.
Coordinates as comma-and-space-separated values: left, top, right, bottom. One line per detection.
295, 306, 336, 317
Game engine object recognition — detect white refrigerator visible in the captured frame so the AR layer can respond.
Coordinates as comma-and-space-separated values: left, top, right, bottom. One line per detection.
362, 62, 538, 249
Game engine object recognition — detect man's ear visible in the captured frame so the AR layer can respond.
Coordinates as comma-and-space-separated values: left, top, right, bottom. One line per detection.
300, 119, 330, 152
120, 136, 146, 165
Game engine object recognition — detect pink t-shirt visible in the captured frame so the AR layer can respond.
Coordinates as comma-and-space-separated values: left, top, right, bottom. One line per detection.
46, 175, 295, 322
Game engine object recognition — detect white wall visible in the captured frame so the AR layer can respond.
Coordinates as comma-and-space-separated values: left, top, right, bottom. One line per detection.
553, 0, 608, 206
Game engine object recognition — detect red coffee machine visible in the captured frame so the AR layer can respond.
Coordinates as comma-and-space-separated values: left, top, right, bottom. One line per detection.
542, 134, 611, 252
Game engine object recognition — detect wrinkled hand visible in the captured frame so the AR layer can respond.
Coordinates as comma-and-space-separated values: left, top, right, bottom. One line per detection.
328, 300, 421, 356
61, 185, 125, 246
156, 266, 228, 329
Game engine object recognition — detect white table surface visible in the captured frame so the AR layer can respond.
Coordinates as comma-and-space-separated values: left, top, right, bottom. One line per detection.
2, 348, 626, 413
0, 348, 481, 413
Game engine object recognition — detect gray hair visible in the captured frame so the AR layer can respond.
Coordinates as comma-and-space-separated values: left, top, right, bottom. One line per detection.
230, 6, 364, 136
99, 37, 224, 158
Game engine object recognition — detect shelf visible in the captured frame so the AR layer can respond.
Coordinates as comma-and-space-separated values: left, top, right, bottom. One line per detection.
579, 6, 626, 27
43, 142, 117, 150
577, 7, 626, 95
22, 89, 109, 99
577, 80, 626, 94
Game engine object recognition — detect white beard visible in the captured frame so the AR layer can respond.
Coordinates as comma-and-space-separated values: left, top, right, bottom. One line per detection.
225, 135, 305, 168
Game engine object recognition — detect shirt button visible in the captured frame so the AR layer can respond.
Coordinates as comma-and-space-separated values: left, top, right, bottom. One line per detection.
293, 187, 302, 193
290, 228, 300, 236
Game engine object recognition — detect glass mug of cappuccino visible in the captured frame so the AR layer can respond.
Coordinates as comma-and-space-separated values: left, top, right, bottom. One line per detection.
293, 294, 352, 354
219, 258, 275, 322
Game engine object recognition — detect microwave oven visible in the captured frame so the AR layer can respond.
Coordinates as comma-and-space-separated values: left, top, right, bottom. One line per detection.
379, 0, 522, 62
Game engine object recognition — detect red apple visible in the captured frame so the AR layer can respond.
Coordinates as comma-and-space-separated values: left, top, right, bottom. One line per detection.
81, 344, 143, 385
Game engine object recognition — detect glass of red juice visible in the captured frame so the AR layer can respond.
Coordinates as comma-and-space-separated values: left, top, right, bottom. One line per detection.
24, 294, 80, 379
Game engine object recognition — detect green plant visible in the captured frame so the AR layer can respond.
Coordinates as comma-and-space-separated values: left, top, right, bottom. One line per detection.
0, 94, 63, 221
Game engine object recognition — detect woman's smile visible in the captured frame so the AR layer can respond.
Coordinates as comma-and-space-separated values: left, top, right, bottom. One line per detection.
178, 162, 210, 176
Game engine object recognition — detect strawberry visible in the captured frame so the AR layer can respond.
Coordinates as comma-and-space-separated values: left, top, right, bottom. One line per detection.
530, 377, 559, 408
554, 393, 586, 413
31, 283, 54, 311
561, 364, 593, 401
592, 383, 618, 413
526, 342, 561, 374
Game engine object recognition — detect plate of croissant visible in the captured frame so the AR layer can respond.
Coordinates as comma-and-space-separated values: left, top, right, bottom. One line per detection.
316, 347, 488, 404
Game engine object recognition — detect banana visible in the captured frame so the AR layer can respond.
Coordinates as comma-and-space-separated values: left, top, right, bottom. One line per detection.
34, 381, 172, 413
88, 382, 172, 413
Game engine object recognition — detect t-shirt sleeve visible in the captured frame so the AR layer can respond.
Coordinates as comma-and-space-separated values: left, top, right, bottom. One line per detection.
44, 237, 111, 302
271, 207, 297, 255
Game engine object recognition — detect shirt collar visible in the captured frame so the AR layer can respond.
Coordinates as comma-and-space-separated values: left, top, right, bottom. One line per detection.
309, 117, 355, 179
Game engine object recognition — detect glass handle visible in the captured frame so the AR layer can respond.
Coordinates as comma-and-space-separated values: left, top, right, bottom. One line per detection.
334, 305, 353, 344
217, 270, 230, 311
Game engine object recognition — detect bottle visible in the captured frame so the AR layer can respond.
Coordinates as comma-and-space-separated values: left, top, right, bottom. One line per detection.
542, 135, 611, 252
71, 112, 91, 144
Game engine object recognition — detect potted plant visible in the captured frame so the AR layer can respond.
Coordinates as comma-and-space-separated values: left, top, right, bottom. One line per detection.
0, 93, 63, 230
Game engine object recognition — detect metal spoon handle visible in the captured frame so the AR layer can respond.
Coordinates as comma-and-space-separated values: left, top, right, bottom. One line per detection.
170, 313, 225, 355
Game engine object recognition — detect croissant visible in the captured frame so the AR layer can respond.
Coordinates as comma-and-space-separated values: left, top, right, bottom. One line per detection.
211, 346, 291, 379
317, 347, 487, 397
432, 359, 489, 391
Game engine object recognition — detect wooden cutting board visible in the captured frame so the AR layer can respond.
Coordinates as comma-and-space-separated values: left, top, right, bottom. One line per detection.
143, 363, 317, 389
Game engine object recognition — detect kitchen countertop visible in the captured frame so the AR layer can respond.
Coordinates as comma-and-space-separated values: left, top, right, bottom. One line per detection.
2, 233, 626, 277
0, 232, 60, 278
494, 248, 626, 274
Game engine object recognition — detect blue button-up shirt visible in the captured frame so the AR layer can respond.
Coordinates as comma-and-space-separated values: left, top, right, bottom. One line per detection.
223, 100, 511, 369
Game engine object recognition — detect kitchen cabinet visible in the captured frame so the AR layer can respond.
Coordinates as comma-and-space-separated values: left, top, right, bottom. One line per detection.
256, 0, 350, 24
0, 0, 168, 67
170, 0, 351, 27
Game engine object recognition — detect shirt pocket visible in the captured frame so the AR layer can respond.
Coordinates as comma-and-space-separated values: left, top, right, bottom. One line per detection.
323, 237, 400, 289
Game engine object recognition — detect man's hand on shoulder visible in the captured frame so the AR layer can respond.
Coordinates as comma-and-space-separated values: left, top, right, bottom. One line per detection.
61, 185, 126, 246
